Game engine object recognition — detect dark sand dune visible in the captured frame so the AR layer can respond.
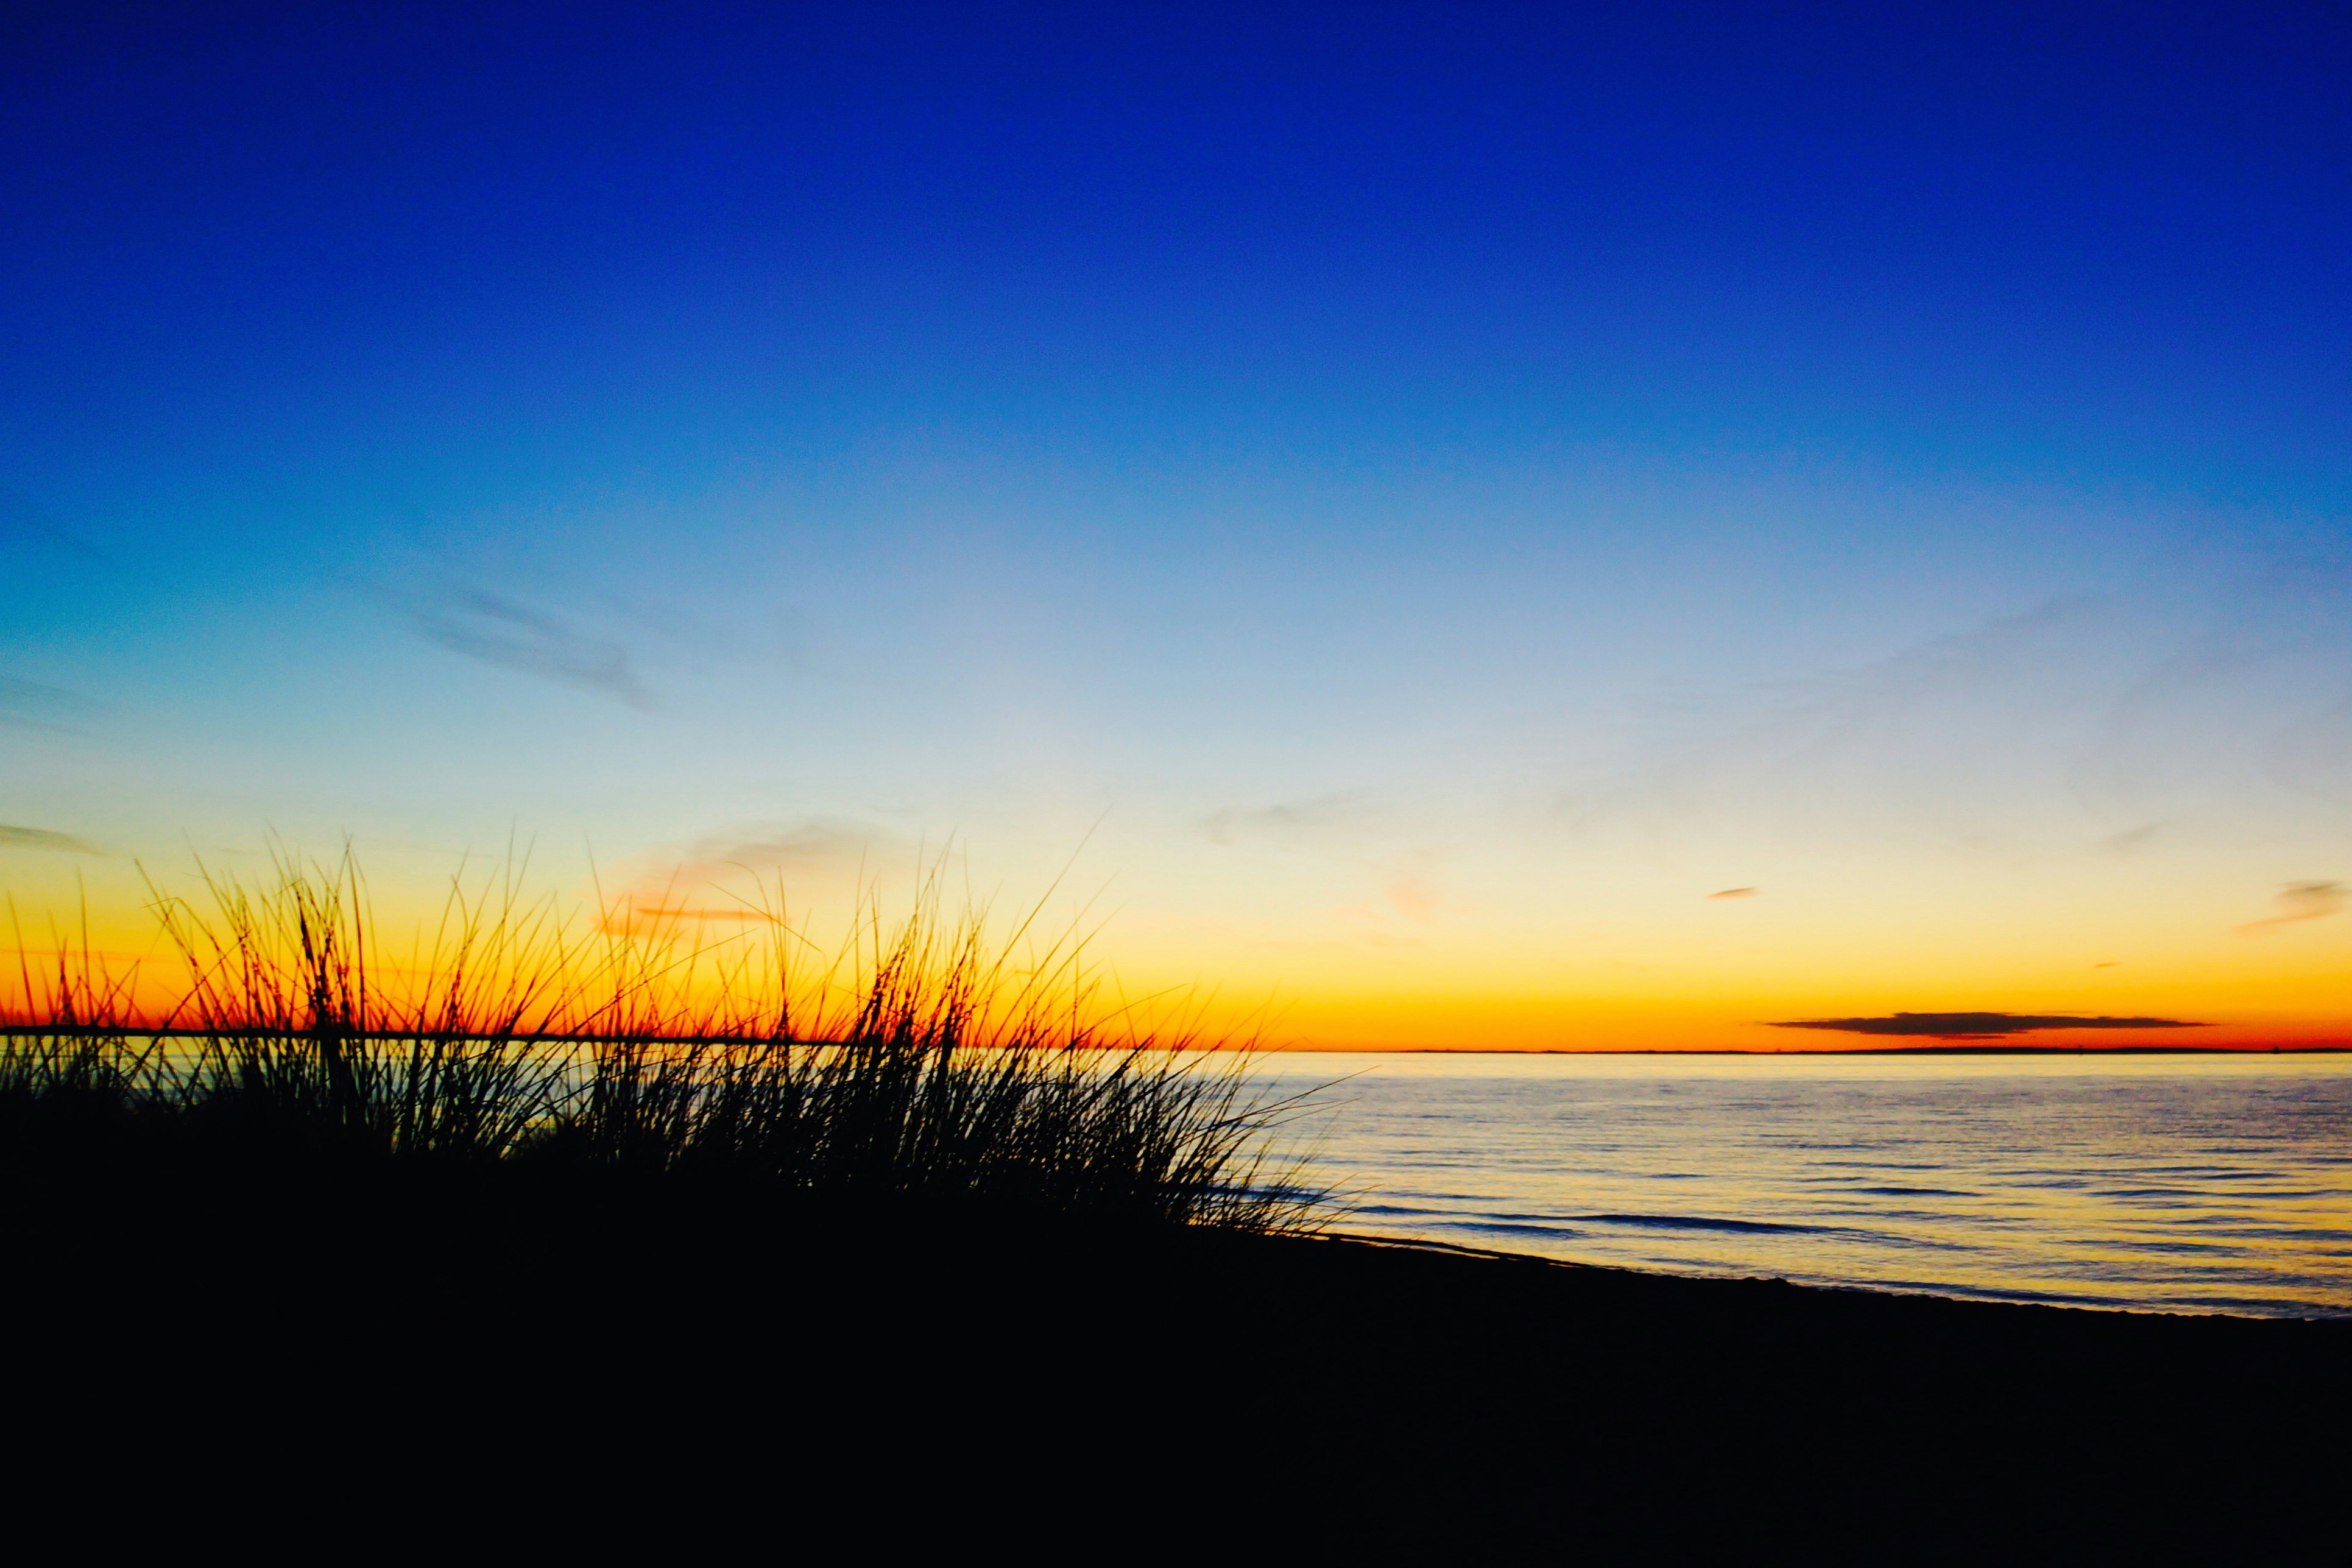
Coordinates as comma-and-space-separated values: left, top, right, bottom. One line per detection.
16, 1181, 2343, 1549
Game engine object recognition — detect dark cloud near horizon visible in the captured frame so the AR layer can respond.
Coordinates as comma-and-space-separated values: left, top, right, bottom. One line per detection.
0, 825, 100, 853
1771, 1011, 2203, 1039
1709, 886, 1758, 900
406, 588, 652, 708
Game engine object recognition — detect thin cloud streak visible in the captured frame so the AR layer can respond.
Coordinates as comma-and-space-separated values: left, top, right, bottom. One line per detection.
0, 676, 91, 733
598, 819, 906, 933
0, 825, 101, 853
2236, 881, 2346, 936
1201, 793, 1376, 847
406, 588, 653, 708
0, 484, 106, 562
1562, 576, 2352, 861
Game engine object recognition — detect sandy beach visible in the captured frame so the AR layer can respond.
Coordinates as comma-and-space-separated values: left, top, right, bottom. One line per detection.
23, 1179, 2345, 1518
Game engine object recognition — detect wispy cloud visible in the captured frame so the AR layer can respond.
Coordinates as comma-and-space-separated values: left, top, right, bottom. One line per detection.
599, 819, 906, 931
1382, 876, 1442, 923
1202, 793, 1374, 847
1563, 575, 2352, 860
1770, 1011, 2203, 1039
0, 485, 105, 562
2236, 881, 2345, 936
0, 825, 100, 853
406, 588, 652, 707
1562, 599, 2135, 854
673, 821, 902, 883
0, 676, 91, 733
1707, 886, 1759, 900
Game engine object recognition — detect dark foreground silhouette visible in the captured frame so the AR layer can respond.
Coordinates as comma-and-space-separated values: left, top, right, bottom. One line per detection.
14, 1171, 2344, 1550
13, 865, 2335, 1546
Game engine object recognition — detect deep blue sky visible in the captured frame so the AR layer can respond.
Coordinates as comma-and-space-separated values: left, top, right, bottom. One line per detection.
10, 2, 2348, 504
5, 2, 2350, 1042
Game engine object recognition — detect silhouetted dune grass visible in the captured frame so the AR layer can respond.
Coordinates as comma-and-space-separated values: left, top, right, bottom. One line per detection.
2, 851, 1326, 1233
7, 857, 2347, 1548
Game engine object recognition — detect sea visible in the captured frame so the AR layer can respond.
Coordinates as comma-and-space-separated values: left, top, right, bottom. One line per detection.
1254, 1051, 2352, 1319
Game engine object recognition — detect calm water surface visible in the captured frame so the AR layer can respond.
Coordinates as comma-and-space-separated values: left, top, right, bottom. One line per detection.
1257, 1053, 2352, 1318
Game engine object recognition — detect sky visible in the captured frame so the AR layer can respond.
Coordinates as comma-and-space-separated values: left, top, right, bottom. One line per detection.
4, 1, 2350, 1047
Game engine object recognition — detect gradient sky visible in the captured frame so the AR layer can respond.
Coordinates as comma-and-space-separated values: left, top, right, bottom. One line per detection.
5, 2, 2350, 1047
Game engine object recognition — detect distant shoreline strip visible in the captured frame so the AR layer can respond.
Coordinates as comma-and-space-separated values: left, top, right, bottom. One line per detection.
5, 1026, 2343, 1054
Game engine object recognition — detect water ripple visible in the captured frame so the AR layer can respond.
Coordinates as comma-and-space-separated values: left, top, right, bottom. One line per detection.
1260, 1053, 2352, 1318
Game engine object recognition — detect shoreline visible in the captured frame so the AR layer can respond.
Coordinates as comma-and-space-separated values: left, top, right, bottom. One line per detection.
1321, 1227, 2350, 1323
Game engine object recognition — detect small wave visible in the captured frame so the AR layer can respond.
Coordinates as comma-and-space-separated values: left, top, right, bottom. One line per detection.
1578, 1212, 1828, 1235
1439, 1220, 1586, 1240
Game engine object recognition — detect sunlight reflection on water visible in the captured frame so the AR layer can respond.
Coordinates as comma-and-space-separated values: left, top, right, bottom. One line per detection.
1255, 1053, 2352, 1318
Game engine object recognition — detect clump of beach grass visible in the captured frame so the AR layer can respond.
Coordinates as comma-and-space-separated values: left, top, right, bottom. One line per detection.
1, 849, 1327, 1235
